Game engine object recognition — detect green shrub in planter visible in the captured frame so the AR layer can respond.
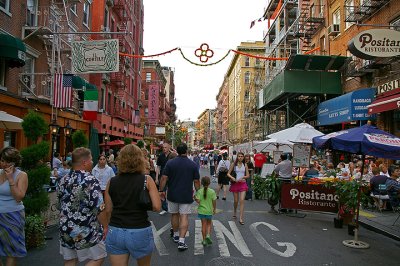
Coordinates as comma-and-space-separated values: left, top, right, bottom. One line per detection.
25, 215, 46, 250
265, 173, 281, 208
253, 174, 267, 200
72, 130, 88, 148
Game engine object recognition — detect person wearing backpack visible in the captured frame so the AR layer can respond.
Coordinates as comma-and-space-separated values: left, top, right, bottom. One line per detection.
216, 153, 230, 200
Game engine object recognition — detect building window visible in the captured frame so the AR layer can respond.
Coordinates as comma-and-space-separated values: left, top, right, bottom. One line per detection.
244, 72, 250, 84
146, 72, 151, 81
83, 2, 90, 27
255, 58, 260, 66
0, 0, 10, 14
145, 108, 148, 117
3, 131, 16, 148
144, 88, 148, 100
70, 3, 77, 16
100, 87, 105, 110
107, 92, 112, 113
244, 90, 250, 101
104, 7, 109, 29
391, 16, 400, 31
345, 0, 354, 29
244, 57, 250, 67
333, 8, 340, 26
26, 0, 37, 26
0, 59, 6, 88
22, 55, 35, 94
319, 35, 326, 54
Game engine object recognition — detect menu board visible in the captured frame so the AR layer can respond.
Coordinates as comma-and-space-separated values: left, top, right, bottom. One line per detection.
292, 144, 311, 167
261, 163, 275, 178
273, 151, 283, 164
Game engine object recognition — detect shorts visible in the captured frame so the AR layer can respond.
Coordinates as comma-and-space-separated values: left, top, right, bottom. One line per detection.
106, 226, 154, 259
167, 201, 192, 214
198, 214, 212, 220
218, 172, 229, 185
60, 242, 106, 262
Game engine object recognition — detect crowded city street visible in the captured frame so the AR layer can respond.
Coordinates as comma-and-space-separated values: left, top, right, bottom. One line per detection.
17, 166, 400, 266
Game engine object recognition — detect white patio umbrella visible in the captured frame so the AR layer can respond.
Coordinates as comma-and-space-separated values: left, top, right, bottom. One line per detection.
253, 138, 294, 152
0, 111, 23, 130
267, 123, 324, 144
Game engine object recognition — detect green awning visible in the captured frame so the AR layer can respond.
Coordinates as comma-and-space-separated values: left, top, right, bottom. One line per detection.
85, 82, 97, 91
72, 76, 85, 89
262, 70, 342, 108
285, 54, 349, 71
0, 34, 26, 68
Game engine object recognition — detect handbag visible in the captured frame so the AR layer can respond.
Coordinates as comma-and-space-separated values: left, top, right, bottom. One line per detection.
138, 175, 153, 211
230, 167, 237, 184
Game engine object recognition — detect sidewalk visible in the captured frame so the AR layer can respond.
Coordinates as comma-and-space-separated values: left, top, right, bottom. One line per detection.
358, 207, 400, 241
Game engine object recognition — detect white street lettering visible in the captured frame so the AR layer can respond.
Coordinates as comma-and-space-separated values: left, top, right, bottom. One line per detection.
249, 222, 296, 258
194, 220, 204, 255
151, 221, 169, 256
213, 220, 253, 257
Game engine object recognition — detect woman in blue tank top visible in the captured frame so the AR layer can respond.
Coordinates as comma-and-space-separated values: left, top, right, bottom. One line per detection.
0, 147, 29, 264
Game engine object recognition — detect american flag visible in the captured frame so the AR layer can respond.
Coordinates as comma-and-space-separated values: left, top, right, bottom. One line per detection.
53, 73, 73, 108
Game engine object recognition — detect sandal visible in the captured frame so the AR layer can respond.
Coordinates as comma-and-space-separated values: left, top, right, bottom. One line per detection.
239, 221, 245, 225
232, 215, 237, 219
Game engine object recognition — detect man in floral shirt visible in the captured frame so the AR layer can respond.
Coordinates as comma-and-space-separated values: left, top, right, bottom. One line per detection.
57, 147, 107, 265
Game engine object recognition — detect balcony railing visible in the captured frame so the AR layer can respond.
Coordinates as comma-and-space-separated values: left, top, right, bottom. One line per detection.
19, 73, 52, 99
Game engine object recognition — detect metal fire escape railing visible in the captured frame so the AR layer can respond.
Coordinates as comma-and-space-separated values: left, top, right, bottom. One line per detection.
344, 0, 390, 23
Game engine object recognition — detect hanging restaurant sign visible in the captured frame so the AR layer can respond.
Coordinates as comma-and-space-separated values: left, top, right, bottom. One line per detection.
348, 29, 400, 60
71, 39, 119, 74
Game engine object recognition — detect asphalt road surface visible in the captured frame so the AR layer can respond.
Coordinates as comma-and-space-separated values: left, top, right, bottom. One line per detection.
17, 167, 400, 266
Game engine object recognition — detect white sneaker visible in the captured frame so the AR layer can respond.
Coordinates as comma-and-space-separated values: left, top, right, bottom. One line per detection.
159, 210, 167, 215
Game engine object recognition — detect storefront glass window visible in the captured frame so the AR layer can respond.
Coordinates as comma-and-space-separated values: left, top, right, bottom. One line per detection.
3, 131, 16, 148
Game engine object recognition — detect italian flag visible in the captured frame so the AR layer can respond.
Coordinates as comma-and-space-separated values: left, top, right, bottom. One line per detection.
83, 89, 98, 120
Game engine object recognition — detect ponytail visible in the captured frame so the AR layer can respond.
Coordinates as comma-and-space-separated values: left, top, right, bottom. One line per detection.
203, 186, 208, 199
201, 176, 211, 200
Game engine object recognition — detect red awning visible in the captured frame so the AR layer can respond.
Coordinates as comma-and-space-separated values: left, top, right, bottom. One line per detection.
368, 94, 400, 114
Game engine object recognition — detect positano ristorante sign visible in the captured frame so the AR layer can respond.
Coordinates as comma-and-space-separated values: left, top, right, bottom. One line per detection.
280, 184, 339, 213
72, 39, 119, 74
348, 29, 400, 60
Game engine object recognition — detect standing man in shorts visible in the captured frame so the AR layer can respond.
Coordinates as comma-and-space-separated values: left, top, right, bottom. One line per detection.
57, 147, 108, 265
159, 143, 200, 251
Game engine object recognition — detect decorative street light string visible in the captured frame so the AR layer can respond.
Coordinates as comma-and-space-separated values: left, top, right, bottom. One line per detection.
118, 44, 321, 65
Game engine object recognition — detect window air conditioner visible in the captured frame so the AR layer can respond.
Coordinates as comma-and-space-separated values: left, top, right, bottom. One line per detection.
328, 24, 340, 36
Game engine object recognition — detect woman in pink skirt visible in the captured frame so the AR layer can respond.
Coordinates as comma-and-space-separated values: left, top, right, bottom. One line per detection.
227, 152, 249, 225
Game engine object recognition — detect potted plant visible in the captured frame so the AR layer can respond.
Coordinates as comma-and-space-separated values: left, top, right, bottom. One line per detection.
265, 172, 281, 213
25, 215, 46, 250
253, 174, 267, 200
328, 179, 368, 230
20, 111, 51, 248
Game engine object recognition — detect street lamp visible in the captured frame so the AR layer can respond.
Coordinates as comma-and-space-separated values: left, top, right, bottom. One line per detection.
103, 132, 110, 153
49, 120, 60, 169
64, 122, 73, 158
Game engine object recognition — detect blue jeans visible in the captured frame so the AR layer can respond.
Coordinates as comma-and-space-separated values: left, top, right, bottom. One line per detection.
106, 226, 154, 259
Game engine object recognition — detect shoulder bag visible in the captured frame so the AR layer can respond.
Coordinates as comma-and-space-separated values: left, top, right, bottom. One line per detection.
138, 175, 153, 211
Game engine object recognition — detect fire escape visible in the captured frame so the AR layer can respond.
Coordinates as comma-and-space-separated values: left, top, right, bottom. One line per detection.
21, 0, 72, 100
344, 0, 393, 78
293, 0, 325, 52
110, 0, 132, 121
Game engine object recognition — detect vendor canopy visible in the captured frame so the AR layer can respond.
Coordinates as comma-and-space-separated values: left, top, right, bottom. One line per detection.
312, 124, 400, 159
267, 123, 323, 144
317, 88, 376, 126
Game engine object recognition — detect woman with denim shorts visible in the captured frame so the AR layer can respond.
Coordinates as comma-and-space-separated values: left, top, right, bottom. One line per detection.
104, 144, 161, 266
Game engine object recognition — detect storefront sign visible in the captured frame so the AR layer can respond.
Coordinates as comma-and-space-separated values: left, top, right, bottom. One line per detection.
292, 144, 311, 167
148, 84, 159, 125
72, 39, 119, 74
377, 78, 400, 95
43, 192, 59, 227
280, 184, 338, 213
348, 29, 400, 60
317, 88, 375, 126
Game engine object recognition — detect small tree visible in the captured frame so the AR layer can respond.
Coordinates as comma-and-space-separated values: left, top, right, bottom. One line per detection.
123, 137, 132, 145
21, 110, 48, 143
20, 111, 50, 249
137, 140, 145, 149
72, 130, 88, 148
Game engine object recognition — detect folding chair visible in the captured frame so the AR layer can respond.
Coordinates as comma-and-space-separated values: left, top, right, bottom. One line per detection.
370, 184, 389, 212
